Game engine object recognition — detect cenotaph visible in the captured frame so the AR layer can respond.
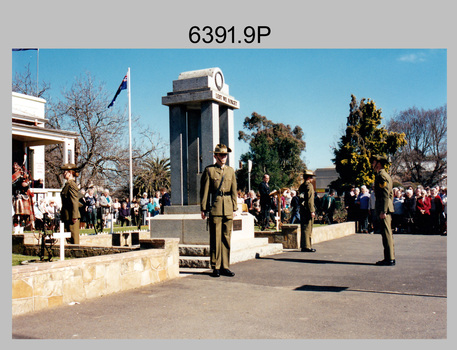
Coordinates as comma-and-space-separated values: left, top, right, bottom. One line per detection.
162, 67, 238, 206
152, 68, 282, 264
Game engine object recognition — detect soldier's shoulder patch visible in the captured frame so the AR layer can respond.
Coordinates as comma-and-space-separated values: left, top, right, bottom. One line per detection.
379, 181, 387, 189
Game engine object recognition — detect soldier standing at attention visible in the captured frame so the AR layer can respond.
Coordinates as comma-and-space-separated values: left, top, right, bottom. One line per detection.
60, 163, 81, 245
201, 144, 238, 278
299, 169, 316, 252
372, 154, 396, 266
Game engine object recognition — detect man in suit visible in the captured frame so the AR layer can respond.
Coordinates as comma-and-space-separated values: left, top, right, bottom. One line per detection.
60, 163, 81, 244
200, 144, 238, 278
299, 169, 316, 252
372, 154, 396, 266
258, 174, 271, 231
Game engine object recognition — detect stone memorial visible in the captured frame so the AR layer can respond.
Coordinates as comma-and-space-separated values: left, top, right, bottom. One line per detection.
162, 67, 238, 206
155, 68, 282, 264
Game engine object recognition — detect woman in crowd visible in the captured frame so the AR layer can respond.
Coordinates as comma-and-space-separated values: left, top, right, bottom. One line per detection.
415, 188, 431, 234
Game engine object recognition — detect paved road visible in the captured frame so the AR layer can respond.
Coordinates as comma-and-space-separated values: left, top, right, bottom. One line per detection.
11, 233, 447, 340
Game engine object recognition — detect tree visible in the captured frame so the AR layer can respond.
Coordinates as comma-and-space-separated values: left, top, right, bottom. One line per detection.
331, 95, 407, 192
134, 156, 171, 196
12, 63, 50, 98
237, 112, 306, 192
387, 105, 447, 186
43, 72, 162, 191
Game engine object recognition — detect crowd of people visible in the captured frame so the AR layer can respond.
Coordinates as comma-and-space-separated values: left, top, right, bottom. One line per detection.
76, 187, 171, 230
15, 185, 172, 233
233, 178, 447, 237
13, 159, 447, 237
344, 184, 447, 235
235, 176, 307, 229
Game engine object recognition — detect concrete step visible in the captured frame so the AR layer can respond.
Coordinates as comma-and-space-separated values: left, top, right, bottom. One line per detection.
178, 238, 283, 269
179, 256, 210, 268
179, 244, 210, 257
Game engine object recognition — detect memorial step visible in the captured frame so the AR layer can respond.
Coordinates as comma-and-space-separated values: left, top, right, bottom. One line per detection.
179, 256, 210, 268
179, 244, 210, 257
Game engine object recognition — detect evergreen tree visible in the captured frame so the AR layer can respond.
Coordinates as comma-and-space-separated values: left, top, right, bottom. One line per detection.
237, 112, 306, 192
331, 95, 406, 192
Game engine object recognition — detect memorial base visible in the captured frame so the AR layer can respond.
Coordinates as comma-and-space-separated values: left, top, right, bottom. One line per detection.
150, 206, 283, 267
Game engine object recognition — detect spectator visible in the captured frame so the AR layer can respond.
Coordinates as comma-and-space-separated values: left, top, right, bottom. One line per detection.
353, 187, 361, 231
33, 198, 46, 231
345, 186, 357, 227
368, 186, 376, 234
402, 188, 416, 234
153, 191, 161, 216
416, 189, 431, 234
392, 188, 404, 233
430, 187, 444, 234
113, 198, 121, 224
321, 190, 337, 225
85, 187, 97, 230
79, 188, 87, 229
440, 187, 447, 235
139, 192, 149, 226
247, 190, 261, 222
118, 201, 131, 227
99, 190, 112, 228
160, 188, 171, 214
289, 190, 301, 224
259, 174, 271, 230
130, 199, 140, 228
358, 186, 370, 233
237, 190, 245, 213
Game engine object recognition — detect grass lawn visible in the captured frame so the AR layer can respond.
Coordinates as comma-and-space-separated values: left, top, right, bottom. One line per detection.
12, 253, 44, 266
79, 225, 149, 235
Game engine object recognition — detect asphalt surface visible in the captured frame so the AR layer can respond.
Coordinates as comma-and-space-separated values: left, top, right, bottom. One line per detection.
11, 233, 447, 340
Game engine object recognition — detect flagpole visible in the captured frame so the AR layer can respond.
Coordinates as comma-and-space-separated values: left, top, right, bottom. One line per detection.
36, 49, 39, 97
128, 67, 133, 203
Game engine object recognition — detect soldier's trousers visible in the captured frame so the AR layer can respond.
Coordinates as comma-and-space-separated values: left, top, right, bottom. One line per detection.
209, 215, 233, 269
64, 219, 80, 245
300, 212, 314, 249
379, 213, 395, 260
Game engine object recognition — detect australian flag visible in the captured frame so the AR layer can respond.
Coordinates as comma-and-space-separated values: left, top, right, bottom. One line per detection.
108, 74, 127, 108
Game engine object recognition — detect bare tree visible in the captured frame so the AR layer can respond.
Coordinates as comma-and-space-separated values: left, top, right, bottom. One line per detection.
12, 63, 50, 98
388, 105, 447, 186
45, 72, 164, 190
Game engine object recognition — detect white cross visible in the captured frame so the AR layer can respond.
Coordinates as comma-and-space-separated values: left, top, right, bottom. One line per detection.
275, 215, 281, 231
106, 213, 114, 234
145, 214, 155, 229
51, 222, 71, 261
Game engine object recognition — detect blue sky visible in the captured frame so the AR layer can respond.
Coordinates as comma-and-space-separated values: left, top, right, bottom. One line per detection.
12, 48, 447, 170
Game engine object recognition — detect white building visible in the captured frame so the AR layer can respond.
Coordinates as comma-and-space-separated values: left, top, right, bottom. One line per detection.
12, 92, 79, 206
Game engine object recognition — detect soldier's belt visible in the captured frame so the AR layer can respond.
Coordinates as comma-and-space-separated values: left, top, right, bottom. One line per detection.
215, 191, 232, 196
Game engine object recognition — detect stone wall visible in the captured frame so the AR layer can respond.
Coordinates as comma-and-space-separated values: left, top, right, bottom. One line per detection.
255, 222, 356, 249
12, 238, 180, 316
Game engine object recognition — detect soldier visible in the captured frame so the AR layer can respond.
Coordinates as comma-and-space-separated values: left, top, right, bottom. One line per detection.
60, 163, 81, 245
372, 154, 395, 266
200, 144, 238, 278
299, 169, 316, 252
